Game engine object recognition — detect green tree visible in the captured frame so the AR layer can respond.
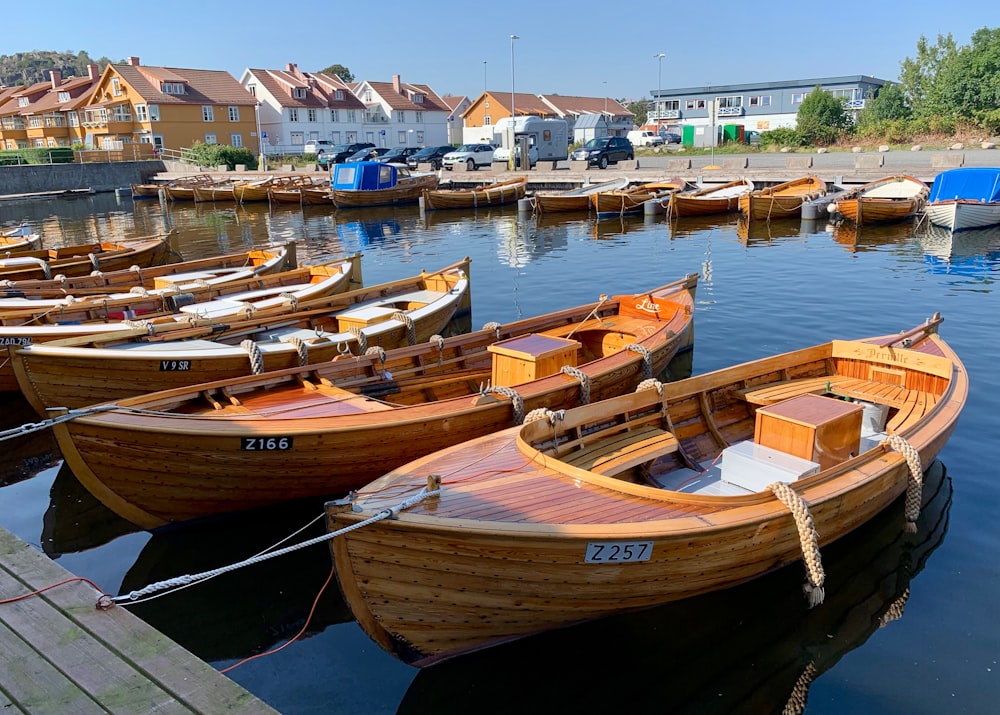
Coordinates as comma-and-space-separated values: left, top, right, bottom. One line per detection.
936, 27, 1000, 131
628, 100, 648, 127
319, 64, 354, 82
898, 33, 958, 117
860, 83, 911, 124
795, 86, 849, 145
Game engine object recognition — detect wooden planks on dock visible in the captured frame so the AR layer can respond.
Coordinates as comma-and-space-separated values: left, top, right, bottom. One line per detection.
0, 526, 278, 714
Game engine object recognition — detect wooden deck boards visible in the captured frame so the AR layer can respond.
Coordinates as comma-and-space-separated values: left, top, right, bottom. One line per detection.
0, 526, 278, 714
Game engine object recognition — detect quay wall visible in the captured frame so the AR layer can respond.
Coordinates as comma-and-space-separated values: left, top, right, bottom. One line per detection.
0, 160, 166, 197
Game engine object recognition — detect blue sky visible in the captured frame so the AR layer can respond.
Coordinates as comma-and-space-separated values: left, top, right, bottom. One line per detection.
7, 1, 989, 102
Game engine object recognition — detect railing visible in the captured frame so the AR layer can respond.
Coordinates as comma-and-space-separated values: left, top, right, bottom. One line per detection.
651, 109, 681, 120
74, 144, 159, 163
845, 99, 866, 110
158, 147, 198, 164
717, 106, 744, 117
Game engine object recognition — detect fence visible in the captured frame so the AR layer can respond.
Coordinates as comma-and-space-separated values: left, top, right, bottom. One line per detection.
74, 144, 158, 163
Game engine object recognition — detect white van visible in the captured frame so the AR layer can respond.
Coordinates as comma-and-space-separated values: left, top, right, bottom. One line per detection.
627, 130, 663, 147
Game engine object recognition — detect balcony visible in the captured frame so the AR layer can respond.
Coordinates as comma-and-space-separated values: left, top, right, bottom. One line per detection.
651, 109, 681, 121
717, 106, 744, 117
845, 99, 866, 110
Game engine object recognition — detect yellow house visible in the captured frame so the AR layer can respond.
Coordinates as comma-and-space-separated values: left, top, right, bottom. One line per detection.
81, 56, 260, 154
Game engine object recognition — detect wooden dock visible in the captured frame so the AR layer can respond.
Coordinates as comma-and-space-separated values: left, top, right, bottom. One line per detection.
0, 526, 279, 714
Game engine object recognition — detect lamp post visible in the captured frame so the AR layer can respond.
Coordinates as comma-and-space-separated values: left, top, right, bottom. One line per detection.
254, 101, 266, 171
603, 81, 608, 135
482, 60, 487, 95
653, 53, 665, 126
509, 34, 518, 170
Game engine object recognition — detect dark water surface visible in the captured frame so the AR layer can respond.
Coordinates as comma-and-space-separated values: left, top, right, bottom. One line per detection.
1, 193, 998, 714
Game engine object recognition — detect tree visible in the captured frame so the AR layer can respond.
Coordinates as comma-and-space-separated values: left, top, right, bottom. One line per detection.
935, 27, 1000, 131
795, 86, 849, 145
628, 100, 648, 127
898, 33, 958, 117
319, 64, 354, 82
858, 83, 911, 125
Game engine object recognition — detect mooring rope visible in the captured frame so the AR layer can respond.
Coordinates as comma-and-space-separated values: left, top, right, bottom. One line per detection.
349, 327, 367, 352
482, 321, 502, 339
490, 385, 525, 424
0, 404, 119, 441
881, 433, 923, 532
123, 319, 154, 335
242, 339, 264, 374
782, 662, 818, 715
430, 334, 445, 365
768, 481, 825, 607
624, 343, 653, 380
88, 253, 100, 272
635, 378, 664, 395
392, 311, 416, 345
523, 407, 565, 426
110, 486, 440, 604
129, 286, 149, 296
288, 336, 309, 366
560, 365, 591, 404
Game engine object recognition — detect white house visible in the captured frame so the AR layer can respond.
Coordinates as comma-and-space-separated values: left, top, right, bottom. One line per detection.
352, 75, 451, 150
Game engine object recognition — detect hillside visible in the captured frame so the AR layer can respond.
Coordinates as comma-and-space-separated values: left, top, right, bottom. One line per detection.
0, 50, 115, 87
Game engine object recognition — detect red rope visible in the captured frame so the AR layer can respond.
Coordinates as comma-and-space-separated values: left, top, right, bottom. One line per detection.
0, 576, 114, 609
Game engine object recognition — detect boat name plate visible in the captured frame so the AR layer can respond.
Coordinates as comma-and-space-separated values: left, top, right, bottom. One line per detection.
159, 360, 192, 371
585, 541, 653, 563
240, 436, 293, 451
0, 337, 31, 346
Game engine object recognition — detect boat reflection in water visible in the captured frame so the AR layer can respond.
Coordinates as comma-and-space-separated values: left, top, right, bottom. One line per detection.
41, 463, 140, 556
666, 214, 741, 240
736, 216, 807, 245
828, 219, 917, 253
398, 460, 952, 715
0, 393, 60, 487
918, 223, 1000, 278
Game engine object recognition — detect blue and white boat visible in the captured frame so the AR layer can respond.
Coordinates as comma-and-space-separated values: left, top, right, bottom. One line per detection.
925, 167, 1000, 231
328, 160, 438, 208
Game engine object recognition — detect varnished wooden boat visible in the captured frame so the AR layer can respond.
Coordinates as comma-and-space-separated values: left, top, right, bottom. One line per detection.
192, 181, 240, 203
739, 175, 826, 220
330, 162, 439, 208
591, 179, 687, 217
0, 254, 362, 394
0, 234, 172, 282
47, 272, 694, 528
0, 239, 292, 298
301, 184, 334, 205
531, 178, 628, 214
233, 176, 281, 203
129, 183, 162, 199
667, 177, 755, 217
264, 176, 323, 204
326, 313, 965, 665
0, 223, 43, 252
830, 175, 928, 224
163, 175, 217, 201
924, 167, 1000, 231
422, 176, 527, 210
14, 258, 470, 413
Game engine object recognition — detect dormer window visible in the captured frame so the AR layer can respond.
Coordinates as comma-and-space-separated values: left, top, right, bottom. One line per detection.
17, 97, 28, 107
112, 78, 122, 96
293, 88, 306, 99
161, 82, 185, 95
335, 90, 344, 101
412, 94, 424, 104
57, 91, 70, 102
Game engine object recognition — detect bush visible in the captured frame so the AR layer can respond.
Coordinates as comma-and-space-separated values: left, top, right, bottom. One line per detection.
759, 127, 806, 148
186, 142, 257, 170
0, 147, 74, 164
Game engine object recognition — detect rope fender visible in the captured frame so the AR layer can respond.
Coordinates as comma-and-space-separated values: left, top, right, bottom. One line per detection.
768, 481, 825, 607
624, 343, 653, 380
490, 385, 525, 424
560, 365, 591, 404
392, 311, 416, 345
242, 339, 264, 374
288, 336, 309, 366
881, 433, 923, 533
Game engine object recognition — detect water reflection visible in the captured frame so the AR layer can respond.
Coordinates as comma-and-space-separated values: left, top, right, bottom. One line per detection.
736, 216, 806, 245
666, 214, 741, 239
918, 223, 1000, 279
0, 393, 59, 487
399, 461, 953, 715
828, 219, 918, 253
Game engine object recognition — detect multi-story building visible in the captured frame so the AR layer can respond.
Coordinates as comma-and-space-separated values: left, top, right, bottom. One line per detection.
460, 92, 633, 145
353, 74, 451, 150
650, 75, 889, 145
0, 65, 102, 149
441, 95, 472, 146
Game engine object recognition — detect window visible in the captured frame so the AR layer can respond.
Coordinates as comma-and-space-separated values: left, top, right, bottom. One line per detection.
247, 84, 257, 97
17, 97, 28, 107
204, 133, 217, 144
202, 106, 214, 121
485, 100, 490, 108
289, 108, 299, 122
685, 99, 707, 110
397, 111, 406, 122
413, 94, 424, 104
148, 105, 160, 121
415, 111, 423, 122
228, 106, 240, 121
484, 115, 491, 125
111, 78, 122, 96
112, 105, 132, 122
231, 134, 242, 147
293, 88, 306, 99
398, 131, 407, 144
290, 132, 304, 145
415, 131, 424, 144
68, 111, 79, 127
135, 104, 148, 121
748, 95, 771, 107
29, 117, 42, 128
334, 90, 344, 101
791, 92, 808, 104
57, 91, 70, 102
363, 89, 372, 102
161, 82, 185, 94
330, 109, 339, 122
346, 110, 356, 122
663, 100, 680, 111
829, 88, 860, 101
716, 95, 742, 109
307, 109, 317, 122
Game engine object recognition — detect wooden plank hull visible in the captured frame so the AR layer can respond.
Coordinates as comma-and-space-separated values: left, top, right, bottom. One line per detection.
739, 176, 826, 220
331, 173, 438, 208
668, 178, 754, 217
328, 315, 965, 665
130, 183, 162, 198
192, 184, 236, 203
592, 181, 685, 217
0, 235, 172, 282
14, 259, 471, 413
48, 273, 696, 529
833, 175, 928, 224
532, 179, 628, 214
422, 177, 527, 210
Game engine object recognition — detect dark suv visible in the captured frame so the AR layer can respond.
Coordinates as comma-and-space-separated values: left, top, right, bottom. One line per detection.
406, 145, 455, 171
570, 136, 634, 169
318, 142, 376, 168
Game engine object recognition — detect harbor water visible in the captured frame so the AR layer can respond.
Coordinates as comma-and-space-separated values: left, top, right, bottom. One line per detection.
0, 191, 998, 714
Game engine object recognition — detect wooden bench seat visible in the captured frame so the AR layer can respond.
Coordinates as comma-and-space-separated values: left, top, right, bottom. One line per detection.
560, 425, 679, 477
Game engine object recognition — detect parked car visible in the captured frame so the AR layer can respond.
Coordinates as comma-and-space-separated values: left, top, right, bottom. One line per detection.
406, 145, 456, 170
442, 143, 495, 171
303, 140, 333, 156
745, 130, 761, 146
626, 130, 663, 147
377, 147, 422, 164
318, 142, 377, 167
660, 132, 682, 145
345, 147, 390, 163
570, 136, 634, 169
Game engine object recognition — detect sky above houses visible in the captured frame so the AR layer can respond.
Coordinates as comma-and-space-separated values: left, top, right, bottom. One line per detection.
9, 1, 988, 102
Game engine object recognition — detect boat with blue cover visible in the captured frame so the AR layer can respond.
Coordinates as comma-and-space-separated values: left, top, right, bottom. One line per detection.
328, 161, 438, 208
924, 167, 1000, 231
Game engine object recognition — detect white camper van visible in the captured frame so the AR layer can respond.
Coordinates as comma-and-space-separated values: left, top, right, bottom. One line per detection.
492, 117, 569, 168
626, 130, 664, 147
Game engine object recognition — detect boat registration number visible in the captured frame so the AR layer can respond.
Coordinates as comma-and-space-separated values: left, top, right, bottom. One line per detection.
240, 436, 293, 451
585, 541, 653, 563
0, 337, 31, 346
159, 360, 191, 371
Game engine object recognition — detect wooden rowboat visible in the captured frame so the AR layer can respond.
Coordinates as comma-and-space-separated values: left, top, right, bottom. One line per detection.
13, 258, 471, 414
0, 223, 43, 252
739, 175, 826, 220
129, 183, 162, 199
264, 176, 324, 204
47, 272, 694, 528
591, 179, 687, 217
0, 234, 173, 282
163, 175, 217, 201
326, 313, 965, 665
0, 254, 362, 394
422, 176, 527, 210
233, 176, 283, 203
531, 178, 628, 214
301, 184, 334, 205
829, 175, 928, 224
667, 177, 755, 217
330, 161, 439, 208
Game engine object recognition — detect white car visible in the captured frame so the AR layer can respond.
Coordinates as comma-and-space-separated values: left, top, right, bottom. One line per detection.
303, 140, 333, 156
491, 145, 538, 168
442, 143, 494, 171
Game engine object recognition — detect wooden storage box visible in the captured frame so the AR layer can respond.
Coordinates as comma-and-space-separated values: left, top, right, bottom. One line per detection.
337, 306, 398, 333
488, 334, 580, 387
754, 393, 863, 470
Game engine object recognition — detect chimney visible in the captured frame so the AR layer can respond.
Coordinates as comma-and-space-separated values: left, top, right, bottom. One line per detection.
127, 56, 140, 66
88, 63, 100, 80
49, 69, 62, 89
286, 63, 299, 76
393, 74, 402, 94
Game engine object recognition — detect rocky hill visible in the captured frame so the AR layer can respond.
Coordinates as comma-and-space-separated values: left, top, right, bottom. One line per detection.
0, 50, 115, 87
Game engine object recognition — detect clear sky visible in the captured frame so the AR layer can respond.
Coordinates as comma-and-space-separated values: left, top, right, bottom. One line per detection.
7, 1, 989, 102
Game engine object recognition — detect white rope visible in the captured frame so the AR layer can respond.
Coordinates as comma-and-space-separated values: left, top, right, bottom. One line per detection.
110, 486, 439, 604
289, 336, 309, 366
393, 311, 416, 345
482, 321, 502, 339
242, 339, 264, 374
881, 433, 923, 532
768, 481, 825, 607
490, 385, 525, 424
349, 327, 367, 352
0, 404, 119, 441
88, 253, 100, 272
560, 365, 591, 404
523, 407, 565, 426
430, 334, 445, 365
635, 378, 664, 395
129, 286, 149, 296
625, 343, 653, 379
123, 319, 154, 335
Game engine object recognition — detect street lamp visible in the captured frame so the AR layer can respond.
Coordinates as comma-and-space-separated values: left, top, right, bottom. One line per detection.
603, 81, 608, 133
254, 101, 266, 171
482, 60, 487, 95
509, 34, 519, 170
653, 53, 665, 126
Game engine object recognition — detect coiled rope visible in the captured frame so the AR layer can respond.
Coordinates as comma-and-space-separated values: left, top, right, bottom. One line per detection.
635, 378, 664, 395
242, 339, 264, 374
624, 343, 653, 380
111, 485, 440, 604
123, 319, 154, 335
881, 433, 923, 532
482, 321, 502, 339
768, 481, 825, 607
490, 385, 525, 424
393, 311, 416, 345
288, 336, 309, 366
559, 365, 591, 404
129, 286, 149, 296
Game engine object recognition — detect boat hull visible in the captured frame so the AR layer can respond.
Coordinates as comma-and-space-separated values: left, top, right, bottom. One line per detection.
668, 179, 754, 217
739, 176, 826, 220
925, 200, 1000, 231
331, 173, 438, 208
422, 177, 527, 210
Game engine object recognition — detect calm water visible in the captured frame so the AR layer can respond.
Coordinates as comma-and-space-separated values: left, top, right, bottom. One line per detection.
1, 192, 999, 714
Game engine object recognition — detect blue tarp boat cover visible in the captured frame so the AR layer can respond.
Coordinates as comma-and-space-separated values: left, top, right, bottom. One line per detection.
928, 167, 1000, 203
332, 161, 399, 191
